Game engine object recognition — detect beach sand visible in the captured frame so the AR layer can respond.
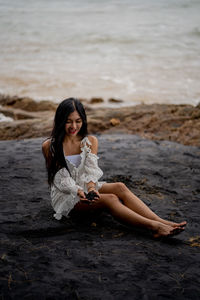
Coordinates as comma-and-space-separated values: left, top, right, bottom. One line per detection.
0, 134, 200, 299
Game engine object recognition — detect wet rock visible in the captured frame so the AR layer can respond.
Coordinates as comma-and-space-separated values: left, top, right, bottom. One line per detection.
0, 94, 57, 112
87, 118, 109, 133
108, 98, 123, 103
191, 109, 200, 119
0, 106, 36, 120
90, 97, 104, 104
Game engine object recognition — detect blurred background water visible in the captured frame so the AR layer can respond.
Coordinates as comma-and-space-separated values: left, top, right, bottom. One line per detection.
0, 0, 200, 107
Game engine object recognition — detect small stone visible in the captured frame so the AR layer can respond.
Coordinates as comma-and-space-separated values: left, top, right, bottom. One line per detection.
1, 253, 7, 260
91, 222, 97, 227
108, 98, 123, 103
110, 118, 120, 126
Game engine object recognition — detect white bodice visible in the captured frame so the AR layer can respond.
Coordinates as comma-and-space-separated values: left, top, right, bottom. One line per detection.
65, 154, 81, 168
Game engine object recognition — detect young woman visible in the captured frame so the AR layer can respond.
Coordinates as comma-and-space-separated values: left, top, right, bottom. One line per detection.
42, 98, 186, 238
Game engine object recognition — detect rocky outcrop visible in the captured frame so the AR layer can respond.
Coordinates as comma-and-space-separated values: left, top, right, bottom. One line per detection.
0, 94, 57, 112
87, 103, 200, 146
0, 94, 200, 146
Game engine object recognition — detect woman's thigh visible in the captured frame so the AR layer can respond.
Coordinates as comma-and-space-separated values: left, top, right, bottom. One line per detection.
99, 182, 124, 195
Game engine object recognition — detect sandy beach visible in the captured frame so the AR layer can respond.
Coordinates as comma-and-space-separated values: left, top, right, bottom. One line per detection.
0, 132, 200, 299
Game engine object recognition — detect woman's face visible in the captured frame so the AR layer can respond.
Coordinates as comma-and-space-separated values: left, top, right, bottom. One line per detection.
65, 110, 83, 137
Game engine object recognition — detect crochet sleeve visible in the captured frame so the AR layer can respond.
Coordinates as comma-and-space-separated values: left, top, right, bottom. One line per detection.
53, 168, 83, 197
81, 152, 103, 184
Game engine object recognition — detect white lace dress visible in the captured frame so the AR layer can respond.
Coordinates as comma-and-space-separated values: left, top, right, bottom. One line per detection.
50, 137, 106, 220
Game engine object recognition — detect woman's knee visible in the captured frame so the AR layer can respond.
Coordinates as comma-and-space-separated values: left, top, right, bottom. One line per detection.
115, 182, 127, 194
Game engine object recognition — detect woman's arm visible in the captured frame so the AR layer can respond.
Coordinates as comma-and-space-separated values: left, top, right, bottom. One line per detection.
42, 139, 51, 160
85, 136, 100, 195
54, 168, 89, 203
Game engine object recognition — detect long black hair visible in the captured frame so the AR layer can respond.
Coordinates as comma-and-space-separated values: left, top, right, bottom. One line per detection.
46, 98, 88, 185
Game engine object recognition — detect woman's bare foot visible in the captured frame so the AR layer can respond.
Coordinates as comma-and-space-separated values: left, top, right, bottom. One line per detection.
160, 219, 187, 229
152, 222, 185, 239
172, 221, 187, 228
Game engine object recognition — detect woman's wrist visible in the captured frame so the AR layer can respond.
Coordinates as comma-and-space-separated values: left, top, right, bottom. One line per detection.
77, 188, 83, 196
87, 186, 95, 192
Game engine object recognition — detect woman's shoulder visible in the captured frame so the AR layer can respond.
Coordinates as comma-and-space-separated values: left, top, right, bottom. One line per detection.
87, 135, 98, 145
86, 135, 98, 154
42, 138, 51, 158
82, 135, 98, 147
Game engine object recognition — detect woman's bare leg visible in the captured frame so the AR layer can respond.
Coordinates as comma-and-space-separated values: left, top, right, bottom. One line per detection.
72, 193, 184, 238
99, 183, 186, 228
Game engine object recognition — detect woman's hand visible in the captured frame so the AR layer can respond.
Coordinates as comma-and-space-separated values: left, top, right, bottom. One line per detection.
86, 189, 100, 204
93, 189, 100, 199
78, 188, 100, 205
77, 189, 87, 202
77, 189, 95, 204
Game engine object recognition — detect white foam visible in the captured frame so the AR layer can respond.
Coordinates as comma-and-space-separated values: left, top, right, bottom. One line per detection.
0, 113, 13, 122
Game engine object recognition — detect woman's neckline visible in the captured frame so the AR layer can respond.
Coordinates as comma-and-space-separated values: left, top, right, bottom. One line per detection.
63, 136, 89, 157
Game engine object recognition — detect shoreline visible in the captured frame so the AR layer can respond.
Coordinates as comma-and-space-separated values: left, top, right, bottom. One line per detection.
0, 94, 200, 146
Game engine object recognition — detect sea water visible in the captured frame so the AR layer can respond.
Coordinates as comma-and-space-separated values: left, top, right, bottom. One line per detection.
0, 0, 200, 110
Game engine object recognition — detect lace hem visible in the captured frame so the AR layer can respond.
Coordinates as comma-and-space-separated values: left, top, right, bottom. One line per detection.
51, 191, 80, 220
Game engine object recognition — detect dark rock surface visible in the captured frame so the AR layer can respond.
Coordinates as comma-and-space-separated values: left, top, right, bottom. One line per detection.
0, 134, 200, 299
